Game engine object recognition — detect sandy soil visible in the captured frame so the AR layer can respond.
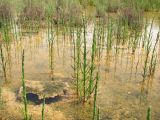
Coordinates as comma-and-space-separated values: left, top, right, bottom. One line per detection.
0, 87, 67, 120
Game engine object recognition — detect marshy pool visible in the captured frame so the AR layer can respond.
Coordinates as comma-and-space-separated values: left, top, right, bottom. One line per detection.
0, 12, 160, 120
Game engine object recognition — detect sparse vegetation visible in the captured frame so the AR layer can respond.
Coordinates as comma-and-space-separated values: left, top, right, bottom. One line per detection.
0, 0, 160, 120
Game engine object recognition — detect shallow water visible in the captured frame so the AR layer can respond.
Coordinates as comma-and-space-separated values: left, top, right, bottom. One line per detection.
0, 12, 160, 120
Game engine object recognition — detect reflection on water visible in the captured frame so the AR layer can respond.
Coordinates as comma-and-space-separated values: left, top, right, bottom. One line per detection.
0, 13, 160, 119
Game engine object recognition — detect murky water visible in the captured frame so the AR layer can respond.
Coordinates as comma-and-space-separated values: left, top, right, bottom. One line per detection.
0, 13, 160, 120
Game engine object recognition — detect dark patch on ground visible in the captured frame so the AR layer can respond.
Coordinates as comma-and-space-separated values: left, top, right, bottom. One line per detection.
25, 93, 62, 105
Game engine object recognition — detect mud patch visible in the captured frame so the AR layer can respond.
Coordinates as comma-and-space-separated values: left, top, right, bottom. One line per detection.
26, 92, 62, 105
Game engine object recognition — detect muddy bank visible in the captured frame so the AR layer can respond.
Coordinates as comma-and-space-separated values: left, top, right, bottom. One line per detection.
1, 87, 69, 120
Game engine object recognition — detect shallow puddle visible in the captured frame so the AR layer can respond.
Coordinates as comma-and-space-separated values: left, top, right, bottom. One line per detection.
0, 12, 160, 120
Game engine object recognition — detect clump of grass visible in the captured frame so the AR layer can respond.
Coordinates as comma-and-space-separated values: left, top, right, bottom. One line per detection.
53, 0, 83, 26
1, 16, 11, 44
0, 0, 13, 21
139, 0, 160, 11
118, 7, 143, 29
89, 0, 160, 13
45, 0, 55, 23
122, 0, 159, 11
94, 1, 106, 17
19, 1, 44, 21
91, 0, 119, 17
106, 0, 120, 12
18, 0, 44, 31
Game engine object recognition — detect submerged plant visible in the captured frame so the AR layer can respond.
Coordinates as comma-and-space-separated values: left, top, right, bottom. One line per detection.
141, 18, 160, 93
142, 18, 154, 82
142, 20, 148, 48
106, 19, 113, 52
132, 28, 140, 54
96, 21, 105, 61
149, 31, 159, 77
